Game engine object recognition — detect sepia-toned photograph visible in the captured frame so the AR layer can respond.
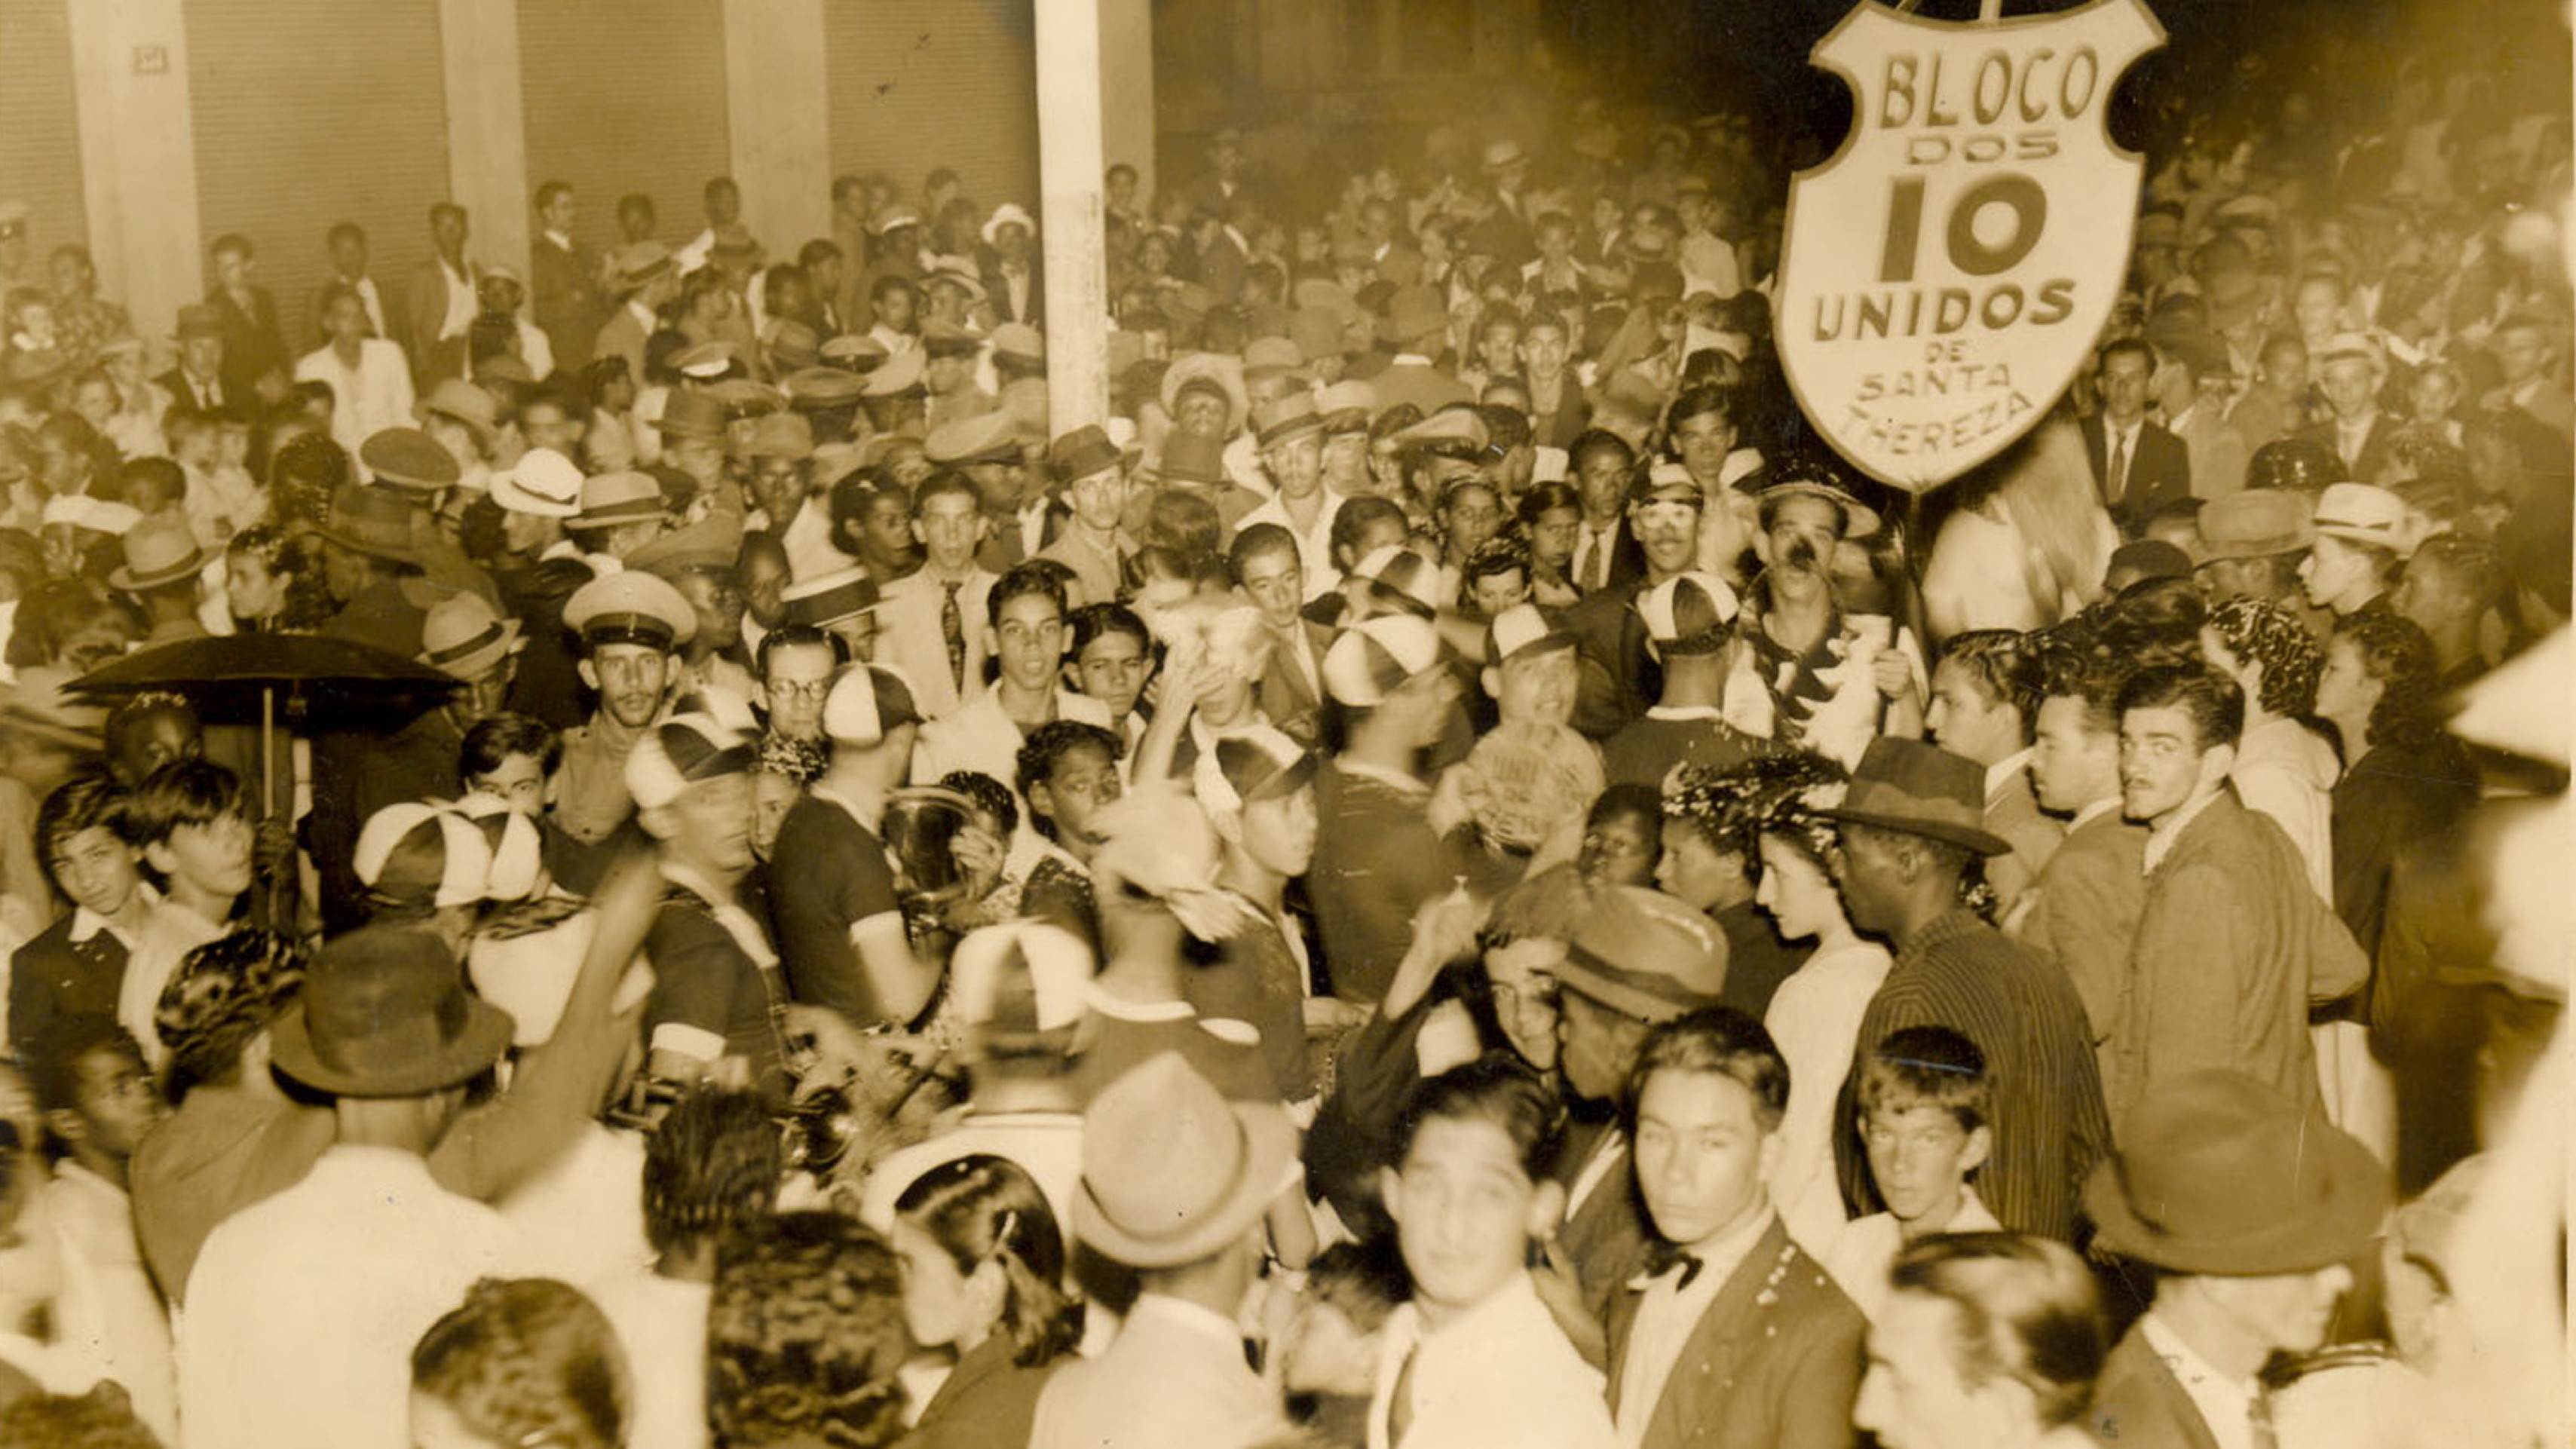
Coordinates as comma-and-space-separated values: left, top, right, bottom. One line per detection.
0, 1, 2565, 1446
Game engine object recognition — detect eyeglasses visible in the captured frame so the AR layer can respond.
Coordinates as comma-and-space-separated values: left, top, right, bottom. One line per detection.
768, 678, 832, 700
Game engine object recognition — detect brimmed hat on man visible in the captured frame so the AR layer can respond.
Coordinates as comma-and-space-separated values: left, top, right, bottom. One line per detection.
657, 388, 728, 441
175, 304, 224, 342
108, 517, 205, 594
1252, 393, 1325, 452
2085, 1070, 2390, 1276
564, 569, 697, 653
489, 447, 584, 519
1378, 286, 1449, 351
1818, 737, 2012, 856
314, 482, 426, 566
361, 427, 461, 495
1073, 1051, 1299, 1270
1158, 353, 1249, 438
1194, 724, 1317, 820
1317, 380, 1377, 437
419, 378, 499, 444
611, 242, 674, 294
1760, 473, 1881, 538
925, 409, 1022, 467
2198, 488, 2314, 561
1157, 432, 1227, 488
1049, 424, 1123, 485
2311, 482, 2415, 555
980, 204, 1037, 247
781, 567, 882, 630
268, 925, 516, 1098
418, 593, 525, 682
565, 471, 669, 535
1555, 885, 1729, 1023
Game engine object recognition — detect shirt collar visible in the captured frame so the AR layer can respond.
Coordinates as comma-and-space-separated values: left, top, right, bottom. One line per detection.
2139, 1310, 2261, 1418
1392, 352, 1434, 367
69, 881, 158, 945
810, 781, 884, 833
1130, 1292, 1243, 1348
1334, 755, 1428, 795
2068, 795, 2121, 831
544, 228, 572, 250
1983, 749, 2033, 802
2142, 788, 2225, 875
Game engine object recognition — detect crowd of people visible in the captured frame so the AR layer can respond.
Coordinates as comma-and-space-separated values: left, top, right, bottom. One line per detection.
0, 11, 2565, 1449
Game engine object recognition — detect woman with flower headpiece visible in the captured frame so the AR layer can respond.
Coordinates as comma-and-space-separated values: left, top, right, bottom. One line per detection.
1731, 751, 1893, 1256
2201, 596, 2338, 899
1656, 763, 1815, 1025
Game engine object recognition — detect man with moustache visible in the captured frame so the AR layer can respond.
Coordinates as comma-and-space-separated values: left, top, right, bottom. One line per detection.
554, 572, 696, 848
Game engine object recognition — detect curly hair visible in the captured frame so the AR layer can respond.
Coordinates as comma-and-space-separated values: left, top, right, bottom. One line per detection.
709, 1212, 909, 1449
0, 1384, 164, 1449
411, 1278, 631, 1449
937, 770, 1019, 838
642, 1088, 781, 1260
893, 1154, 1083, 1367
222, 524, 335, 630
155, 929, 305, 1098
2205, 596, 2323, 718
2331, 610, 2446, 755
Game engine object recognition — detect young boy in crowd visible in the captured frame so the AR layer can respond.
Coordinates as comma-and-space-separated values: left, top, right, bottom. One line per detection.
1821, 1025, 2001, 1321
31, 1017, 175, 1440
120, 760, 255, 1070
1013, 719, 1126, 951
11, 775, 155, 1065
1373, 1055, 1619, 1449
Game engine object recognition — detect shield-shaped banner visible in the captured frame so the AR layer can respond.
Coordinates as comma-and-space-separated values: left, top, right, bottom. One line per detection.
1775, 0, 2165, 492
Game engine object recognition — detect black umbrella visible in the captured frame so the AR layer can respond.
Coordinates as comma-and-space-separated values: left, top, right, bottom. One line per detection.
69, 632, 458, 810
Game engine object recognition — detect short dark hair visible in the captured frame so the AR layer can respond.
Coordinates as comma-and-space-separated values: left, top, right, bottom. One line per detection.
2115, 663, 2244, 752
1306, 1238, 1410, 1334
2030, 637, 2129, 735
755, 622, 845, 677
1144, 488, 1223, 558
988, 560, 1070, 629
1569, 427, 1636, 475
2098, 335, 2155, 374
458, 713, 563, 792
326, 220, 365, 249
643, 1088, 780, 1257
412, 1278, 631, 1449
1329, 495, 1406, 565
1626, 1006, 1790, 1135
1227, 521, 1300, 584
1663, 382, 1739, 440
1392, 1054, 1564, 1182
209, 233, 254, 261
27, 1015, 142, 1119
911, 469, 980, 517
1067, 602, 1150, 662
938, 770, 1019, 838
1015, 720, 1123, 809
1888, 1233, 2108, 1428
35, 774, 130, 888
534, 181, 573, 212
1937, 629, 2039, 740
1856, 1025, 1991, 1133
127, 758, 245, 847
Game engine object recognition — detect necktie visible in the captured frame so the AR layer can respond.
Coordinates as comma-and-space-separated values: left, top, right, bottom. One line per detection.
1640, 1241, 1705, 1291
2107, 431, 2130, 504
1589, 528, 1613, 590
2248, 1384, 2279, 1449
940, 580, 966, 691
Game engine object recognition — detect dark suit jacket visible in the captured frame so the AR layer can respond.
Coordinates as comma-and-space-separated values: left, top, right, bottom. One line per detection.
1254, 617, 1335, 746
404, 256, 474, 374
9, 915, 129, 1063
1196, 231, 1248, 306
1604, 1218, 1864, 1449
205, 286, 286, 403
2080, 412, 2192, 527
529, 237, 603, 371
979, 259, 1045, 326
156, 366, 229, 412
1567, 576, 1656, 739
1549, 1119, 1652, 1322
2296, 415, 2400, 488
1569, 517, 1647, 594
2087, 1323, 2223, 1449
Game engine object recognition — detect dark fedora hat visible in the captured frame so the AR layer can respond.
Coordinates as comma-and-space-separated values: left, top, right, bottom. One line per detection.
312, 482, 425, 565
268, 924, 515, 1097
1817, 737, 2011, 856
2086, 1070, 2390, 1276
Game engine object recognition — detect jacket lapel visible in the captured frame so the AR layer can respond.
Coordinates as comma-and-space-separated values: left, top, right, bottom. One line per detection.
1646, 1218, 1795, 1449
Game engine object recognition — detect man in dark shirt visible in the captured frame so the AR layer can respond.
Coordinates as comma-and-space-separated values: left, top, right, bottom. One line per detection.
1824, 738, 2109, 1240
632, 712, 789, 1102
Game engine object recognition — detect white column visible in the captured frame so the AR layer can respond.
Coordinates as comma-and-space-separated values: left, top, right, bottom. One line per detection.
721, 0, 831, 263
66, 0, 204, 349
438, 0, 530, 283
1036, 0, 1111, 433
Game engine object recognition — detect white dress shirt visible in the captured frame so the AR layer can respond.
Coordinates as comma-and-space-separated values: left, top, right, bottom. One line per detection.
1820, 1188, 2003, 1322
433, 258, 476, 340
179, 1144, 522, 1449
1572, 519, 1624, 591
2137, 1311, 2260, 1449
118, 899, 225, 1074
1371, 1270, 1617, 1449
1764, 938, 1894, 1254
587, 1270, 713, 1449
44, 1163, 177, 1442
296, 339, 418, 466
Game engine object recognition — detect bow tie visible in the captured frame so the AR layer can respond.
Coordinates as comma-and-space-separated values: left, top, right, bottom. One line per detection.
1636, 1242, 1703, 1291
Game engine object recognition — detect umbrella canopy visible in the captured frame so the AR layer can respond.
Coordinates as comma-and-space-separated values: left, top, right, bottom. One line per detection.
68, 633, 458, 700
